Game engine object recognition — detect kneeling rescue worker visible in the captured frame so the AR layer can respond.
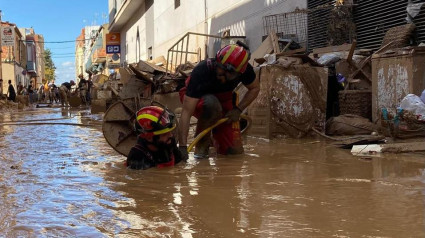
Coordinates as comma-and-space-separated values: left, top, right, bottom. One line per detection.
178, 42, 260, 159
127, 106, 184, 170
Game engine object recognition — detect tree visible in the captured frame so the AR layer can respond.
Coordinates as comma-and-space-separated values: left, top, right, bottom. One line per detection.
44, 48, 56, 83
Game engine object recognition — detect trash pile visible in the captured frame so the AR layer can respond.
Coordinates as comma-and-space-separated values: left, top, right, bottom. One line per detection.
0, 100, 19, 112
94, 57, 191, 103
380, 92, 425, 139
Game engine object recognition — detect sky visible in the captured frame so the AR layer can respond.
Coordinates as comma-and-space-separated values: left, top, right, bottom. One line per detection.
0, 0, 108, 85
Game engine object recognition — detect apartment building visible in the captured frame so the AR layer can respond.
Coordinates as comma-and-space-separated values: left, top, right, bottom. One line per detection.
1, 22, 28, 94
107, 0, 305, 66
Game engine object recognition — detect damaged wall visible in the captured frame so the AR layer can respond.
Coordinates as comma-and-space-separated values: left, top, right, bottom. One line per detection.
248, 64, 328, 139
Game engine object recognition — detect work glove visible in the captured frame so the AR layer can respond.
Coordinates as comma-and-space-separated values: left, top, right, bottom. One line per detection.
178, 146, 189, 161
225, 106, 242, 122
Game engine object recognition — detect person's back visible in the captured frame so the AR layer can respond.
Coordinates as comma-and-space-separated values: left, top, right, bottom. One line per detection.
17, 84, 23, 95
7, 80, 16, 101
61, 82, 72, 90
78, 78, 87, 89
177, 43, 259, 159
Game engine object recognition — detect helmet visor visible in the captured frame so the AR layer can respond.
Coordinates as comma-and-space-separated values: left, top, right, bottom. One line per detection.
151, 108, 176, 135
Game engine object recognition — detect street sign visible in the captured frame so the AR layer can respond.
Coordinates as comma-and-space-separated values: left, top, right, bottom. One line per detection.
1, 26, 15, 47
111, 53, 120, 61
106, 33, 120, 45
106, 45, 120, 54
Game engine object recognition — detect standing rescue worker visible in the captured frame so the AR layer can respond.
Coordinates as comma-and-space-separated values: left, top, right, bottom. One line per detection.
178, 42, 260, 159
59, 80, 75, 107
127, 106, 184, 170
77, 74, 88, 105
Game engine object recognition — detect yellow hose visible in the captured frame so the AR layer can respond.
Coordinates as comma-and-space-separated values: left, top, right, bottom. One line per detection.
187, 115, 250, 152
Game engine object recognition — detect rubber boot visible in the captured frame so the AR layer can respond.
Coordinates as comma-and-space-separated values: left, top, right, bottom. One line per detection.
194, 94, 222, 159
194, 133, 211, 159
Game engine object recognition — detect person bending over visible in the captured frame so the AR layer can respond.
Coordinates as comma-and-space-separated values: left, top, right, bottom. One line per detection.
178, 42, 260, 159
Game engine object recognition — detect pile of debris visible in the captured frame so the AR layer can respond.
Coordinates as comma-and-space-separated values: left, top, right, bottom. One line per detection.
124, 57, 194, 96
91, 56, 197, 113
0, 100, 19, 112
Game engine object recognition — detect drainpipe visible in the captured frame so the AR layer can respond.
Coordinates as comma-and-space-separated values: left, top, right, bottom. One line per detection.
0, 10, 3, 95
204, 0, 208, 59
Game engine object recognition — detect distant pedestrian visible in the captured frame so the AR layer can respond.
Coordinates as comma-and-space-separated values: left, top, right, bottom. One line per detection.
27, 84, 35, 104
17, 82, 24, 95
77, 74, 88, 105
38, 85, 44, 103
7, 80, 16, 102
0, 79, 3, 96
86, 77, 94, 105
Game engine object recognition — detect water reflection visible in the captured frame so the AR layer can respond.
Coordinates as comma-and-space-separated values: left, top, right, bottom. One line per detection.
0, 108, 425, 237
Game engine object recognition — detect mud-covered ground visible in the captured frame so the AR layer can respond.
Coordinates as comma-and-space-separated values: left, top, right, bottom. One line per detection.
1, 107, 425, 237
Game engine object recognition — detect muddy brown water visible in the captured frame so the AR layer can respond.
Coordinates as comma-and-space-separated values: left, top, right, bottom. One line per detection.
1, 108, 425, 237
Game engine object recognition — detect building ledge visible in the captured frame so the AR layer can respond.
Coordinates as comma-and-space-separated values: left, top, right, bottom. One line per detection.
109, 0, 145, 32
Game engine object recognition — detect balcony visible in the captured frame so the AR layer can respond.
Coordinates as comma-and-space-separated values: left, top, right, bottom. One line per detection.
92, 48, 107, 63
109, 0, 145, 32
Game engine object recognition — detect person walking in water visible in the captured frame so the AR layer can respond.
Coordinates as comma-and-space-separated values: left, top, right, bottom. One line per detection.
7, 80, 16, 102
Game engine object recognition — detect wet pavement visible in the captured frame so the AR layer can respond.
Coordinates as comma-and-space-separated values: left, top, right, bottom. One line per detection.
1, 107, 425, 237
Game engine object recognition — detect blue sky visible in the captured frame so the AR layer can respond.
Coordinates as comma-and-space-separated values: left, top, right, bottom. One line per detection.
0, 0, 108, 84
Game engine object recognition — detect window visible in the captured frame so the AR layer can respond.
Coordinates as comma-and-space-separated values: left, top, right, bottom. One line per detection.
175, 0, 180, 9
148, 47, 152, 60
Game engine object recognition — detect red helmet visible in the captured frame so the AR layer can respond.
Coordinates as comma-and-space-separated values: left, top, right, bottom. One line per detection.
216, 44, 250, 73
70, 80, 75, 85
135, 106, 176, 139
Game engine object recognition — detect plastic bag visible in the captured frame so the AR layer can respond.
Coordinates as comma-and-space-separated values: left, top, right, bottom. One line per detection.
421, 89, 425, 104
406, 2, 425, 23
400, 94, 425, 121
316, 53, 343, 66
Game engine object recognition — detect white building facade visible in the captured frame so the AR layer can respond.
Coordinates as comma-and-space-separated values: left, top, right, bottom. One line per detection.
108, 0, 306, 66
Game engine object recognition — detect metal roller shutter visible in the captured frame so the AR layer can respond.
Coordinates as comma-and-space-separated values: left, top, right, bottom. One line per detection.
307, 0, 335, 50
308, 0, 425, 50
354, 0, 425, 50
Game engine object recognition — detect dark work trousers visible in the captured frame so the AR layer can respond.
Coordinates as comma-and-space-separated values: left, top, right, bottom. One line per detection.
180, 92, 244, 157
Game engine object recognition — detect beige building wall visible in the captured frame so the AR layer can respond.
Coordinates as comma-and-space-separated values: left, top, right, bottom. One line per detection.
109, 0, 306, 65
75, 47, 84, 76
75, 28, 86, 80
1, 63, 14, 94
1, 24, 30, 94
35, 34, 45, 87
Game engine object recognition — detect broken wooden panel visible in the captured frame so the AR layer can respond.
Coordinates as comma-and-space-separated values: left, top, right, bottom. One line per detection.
119, 76, 147, 99
352, 142, 425, 155
119, 67, 136, 85
249, 34, 274, 66
152, 92, 182, 113
137, 60, 167, 74
247, 64, 328, 139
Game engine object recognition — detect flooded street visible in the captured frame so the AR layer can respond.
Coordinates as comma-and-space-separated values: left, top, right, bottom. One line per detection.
1, 108, 425, 237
